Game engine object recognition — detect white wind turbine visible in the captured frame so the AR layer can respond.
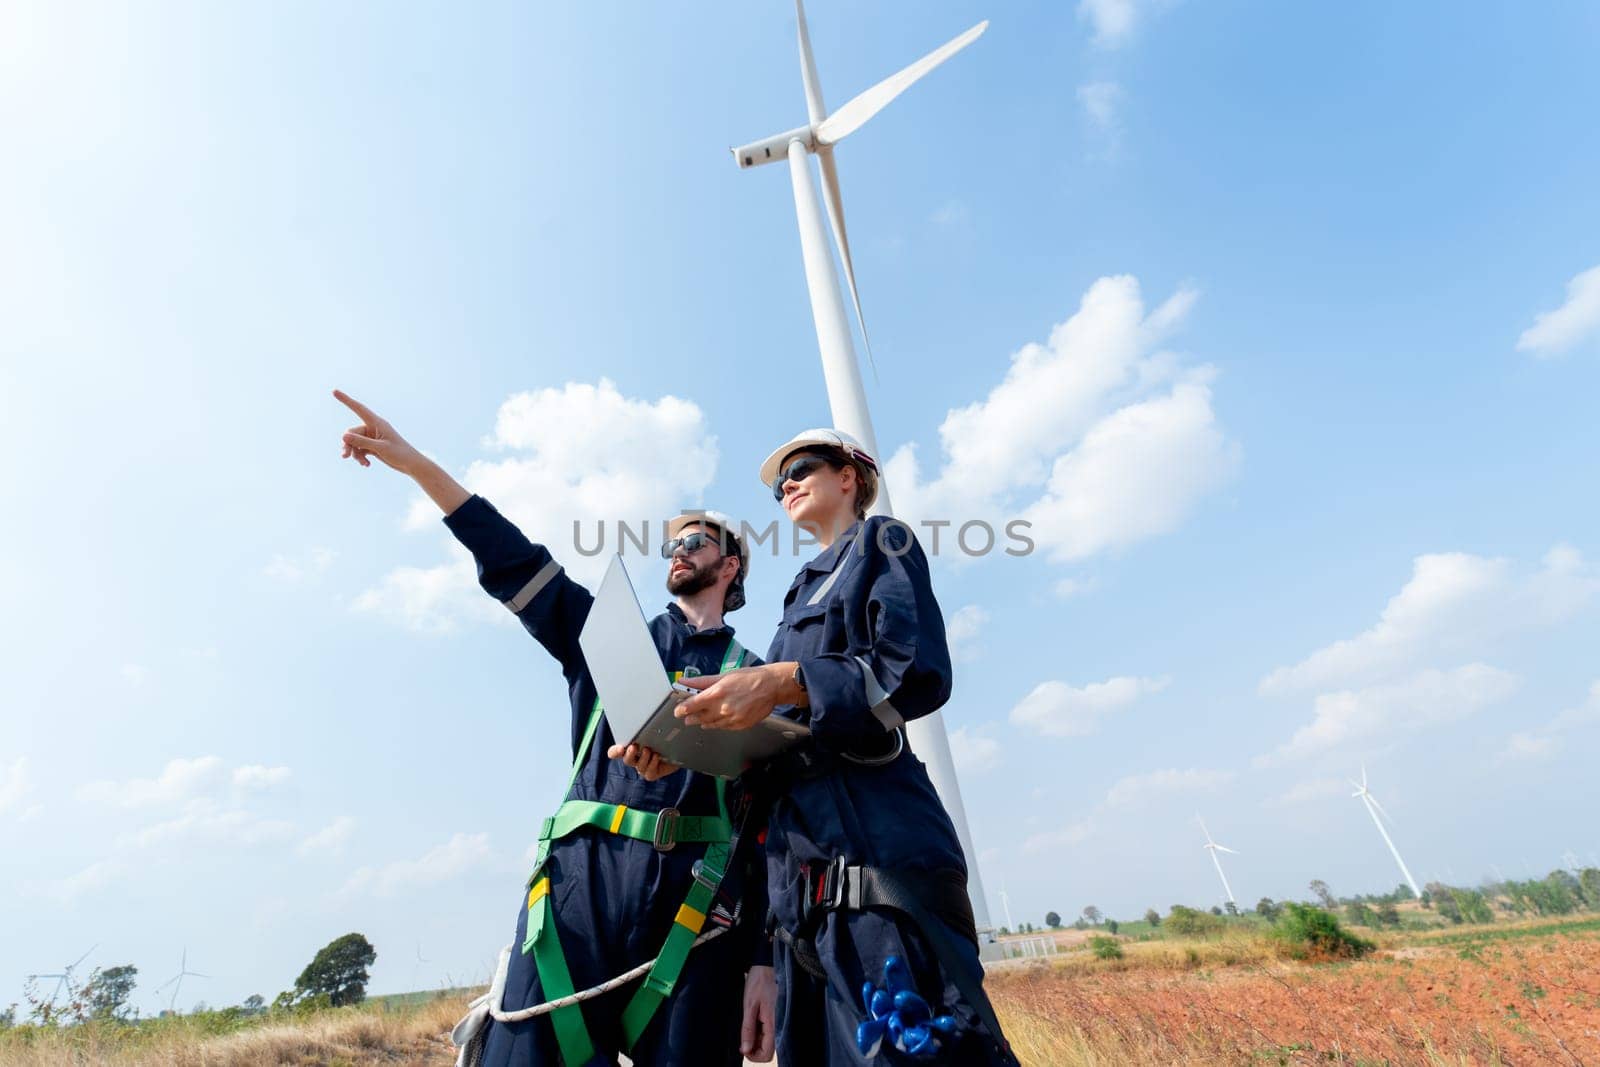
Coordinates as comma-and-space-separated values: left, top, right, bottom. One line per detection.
731, 0, 994, 934
154, 948, 209, 1015
1350, 764, 1421, 898
1197, 816, 1239, 906
27, 944, 97, 1010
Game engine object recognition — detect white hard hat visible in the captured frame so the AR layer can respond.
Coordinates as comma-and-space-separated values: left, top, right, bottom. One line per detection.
759, 428, 880, 509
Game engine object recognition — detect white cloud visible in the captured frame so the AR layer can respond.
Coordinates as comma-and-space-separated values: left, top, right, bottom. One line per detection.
948, 726, 1002, 774
79, 756, 227, 808
1009, 675, 1168, 737
1021, 377, 1235, 561
340, 832, 492, 898
352, 552, 493, 635
359, 380, 718, 632
123, 801, 294, 850
298, 816, 356, 858
1260, 546, 1598, 695
1258, 664, 1518, 766
1498, 680, 1600, 762
264, 547, 335, 584
1054, 577, 1093, 599
77, 758, 296, 851
886, 276, 1236, 566
1517, 264, 1600, 357
1078, 81, 1124, 130
232, 765, 291, 790
56, 858, 124, 901
946, 605, 990, 663
121, 663, 148, 687
1078, 0, 1139, 47
1024, 817, 1095, 852
1103, 767, 1234, 807
1498, 732, 1556, 762
1027, 764, 1234, 852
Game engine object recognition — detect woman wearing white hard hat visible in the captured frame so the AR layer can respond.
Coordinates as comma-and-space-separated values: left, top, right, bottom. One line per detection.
673, 428, 1017, 1066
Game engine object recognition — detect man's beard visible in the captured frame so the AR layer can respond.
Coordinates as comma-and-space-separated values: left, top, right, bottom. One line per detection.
667, 558, 720, 598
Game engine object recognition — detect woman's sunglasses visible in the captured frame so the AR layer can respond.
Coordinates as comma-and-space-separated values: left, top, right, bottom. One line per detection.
771, 455, 839, 502
660, 532, 726, 559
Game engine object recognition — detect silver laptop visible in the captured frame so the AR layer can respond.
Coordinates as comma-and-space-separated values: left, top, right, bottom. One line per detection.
579, 555, 810, 780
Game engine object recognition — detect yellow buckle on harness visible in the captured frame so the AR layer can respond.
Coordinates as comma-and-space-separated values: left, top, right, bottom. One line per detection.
527, 877, 550, 909
674, 903, 707, 934
609, 805, 628, 833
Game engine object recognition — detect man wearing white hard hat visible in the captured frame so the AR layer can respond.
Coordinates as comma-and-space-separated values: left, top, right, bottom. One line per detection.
331, 390, 777, 1067
669, 427, 1017, 1065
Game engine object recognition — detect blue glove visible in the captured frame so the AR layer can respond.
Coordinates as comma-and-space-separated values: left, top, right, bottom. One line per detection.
854, 956, 959, 1058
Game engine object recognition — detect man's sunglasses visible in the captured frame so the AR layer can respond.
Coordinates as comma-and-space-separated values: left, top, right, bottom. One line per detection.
660, 532, 727, 558
771, 455, 839, 502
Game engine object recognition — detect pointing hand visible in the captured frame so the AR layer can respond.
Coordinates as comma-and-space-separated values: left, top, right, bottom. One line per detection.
333, 389, 423, 474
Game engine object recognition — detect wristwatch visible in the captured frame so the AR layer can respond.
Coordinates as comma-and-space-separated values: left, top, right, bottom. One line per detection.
791, 662, 807, 693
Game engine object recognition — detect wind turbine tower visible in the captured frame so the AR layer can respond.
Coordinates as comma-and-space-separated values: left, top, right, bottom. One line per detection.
731, 0, 994, 933
1350, 765, 1422, 898
27, 945, 96, 1010
1197, 816, 1239, 906
155, 948, 209, 1015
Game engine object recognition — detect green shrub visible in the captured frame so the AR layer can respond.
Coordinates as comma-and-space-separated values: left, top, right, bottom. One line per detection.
1089, 935, 1123, 960
1274, 902, 1374, 960
1165, 905, 1226, 937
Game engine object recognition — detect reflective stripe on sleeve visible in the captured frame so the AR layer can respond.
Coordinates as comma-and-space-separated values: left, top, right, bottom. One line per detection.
505, 560, 562, 614
855, 655, 905, 729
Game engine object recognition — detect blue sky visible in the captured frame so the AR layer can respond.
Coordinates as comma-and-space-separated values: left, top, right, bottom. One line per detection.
4, 0, 1600, 1013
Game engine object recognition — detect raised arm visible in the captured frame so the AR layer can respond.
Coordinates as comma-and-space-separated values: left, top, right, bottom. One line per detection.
334, 389, 470, 515
333, 389, 593, 680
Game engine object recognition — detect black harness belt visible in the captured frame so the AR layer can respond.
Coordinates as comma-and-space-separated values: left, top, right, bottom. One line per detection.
773, 856, 1012, 1061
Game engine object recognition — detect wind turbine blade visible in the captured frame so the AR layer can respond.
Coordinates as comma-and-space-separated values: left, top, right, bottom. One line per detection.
795, 0, 827, 126
1214, 845, 1239, 855
817, 147, 877, 382
1366, 792, 1392, 823
815, 21, 988, 146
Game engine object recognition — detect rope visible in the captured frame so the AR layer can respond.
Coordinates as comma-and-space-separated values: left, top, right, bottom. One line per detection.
484, 926, 729, 1022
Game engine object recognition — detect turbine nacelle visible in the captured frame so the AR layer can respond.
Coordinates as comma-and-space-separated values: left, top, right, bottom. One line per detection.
732, 126, 815, 169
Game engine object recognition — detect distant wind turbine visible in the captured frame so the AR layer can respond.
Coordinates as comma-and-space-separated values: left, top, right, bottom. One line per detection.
1350, 765, 1421, 898
27, 944, 97, 1009
155, 948, 209, 1015
1197, 815, 1239, 905
999, 884, 1015, 932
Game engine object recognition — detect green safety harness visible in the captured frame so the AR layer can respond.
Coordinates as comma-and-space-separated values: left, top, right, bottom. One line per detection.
520, 638, 746, 1065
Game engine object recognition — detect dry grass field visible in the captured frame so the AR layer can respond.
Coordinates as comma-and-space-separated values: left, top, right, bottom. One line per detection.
991, 916, 1600, 1065
5, 915, 1597, 1065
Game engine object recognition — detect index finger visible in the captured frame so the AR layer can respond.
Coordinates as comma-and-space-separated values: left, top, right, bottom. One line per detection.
332, 388, 381, 425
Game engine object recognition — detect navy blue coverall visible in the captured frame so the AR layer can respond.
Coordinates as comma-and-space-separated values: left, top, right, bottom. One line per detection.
762, 516, 1013, 1066
444, 496, 767, 1067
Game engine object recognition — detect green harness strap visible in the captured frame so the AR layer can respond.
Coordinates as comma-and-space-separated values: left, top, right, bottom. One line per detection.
619, 780, 731, 1048
522, 636, 745, 1066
